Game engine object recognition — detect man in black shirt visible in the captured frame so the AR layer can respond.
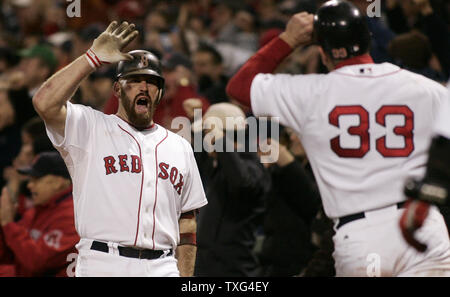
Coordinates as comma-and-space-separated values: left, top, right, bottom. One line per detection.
192, 103, 270, 276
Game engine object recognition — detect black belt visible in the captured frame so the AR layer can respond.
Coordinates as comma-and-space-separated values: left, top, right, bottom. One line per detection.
90, 241, 172, 260
336, 202, 406, 230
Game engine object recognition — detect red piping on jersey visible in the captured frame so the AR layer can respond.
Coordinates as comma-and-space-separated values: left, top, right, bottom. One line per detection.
334, 54, 374, 70
152, 129, 169, 250
118, 124, 144, 247
114, 114, 155, 130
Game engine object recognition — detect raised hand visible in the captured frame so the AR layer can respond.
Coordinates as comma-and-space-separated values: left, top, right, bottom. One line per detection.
86, 21, 139, 68
0, 187, 16, 226
280, 12, 314, 49
182, 98, 203, 122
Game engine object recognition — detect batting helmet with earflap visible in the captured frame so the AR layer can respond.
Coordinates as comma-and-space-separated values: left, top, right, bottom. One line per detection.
313, 0, 371, 60
116, 50, 165, 103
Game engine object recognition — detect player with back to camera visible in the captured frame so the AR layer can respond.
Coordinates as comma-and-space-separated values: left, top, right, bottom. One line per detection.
226, 0, 450, 276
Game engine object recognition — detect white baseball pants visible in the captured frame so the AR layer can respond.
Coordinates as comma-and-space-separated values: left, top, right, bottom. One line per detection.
332, 204, 450, 276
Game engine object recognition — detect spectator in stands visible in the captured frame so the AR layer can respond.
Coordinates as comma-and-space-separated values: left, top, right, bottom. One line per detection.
388, 30, 447, 83
0, 44, 57, 131
273, 126, 336, 277
0, 151, 79, 276
3, 117, 55, 220
0, 91, 21, 190
257, 125, 320, 276
17, 44, 57, 98
187, 102, 270, 276
155, 52, 210, 129
80, 66, 116, 111
192, 43, 229, 104
143, 9, 173, 53
212, 3, 259, 52
385, 0, 450, 79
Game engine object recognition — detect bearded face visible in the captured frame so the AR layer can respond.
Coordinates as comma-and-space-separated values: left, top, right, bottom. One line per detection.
117, 75, 160, 129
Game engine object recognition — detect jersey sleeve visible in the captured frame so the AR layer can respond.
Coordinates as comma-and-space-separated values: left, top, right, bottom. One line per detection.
250, 73, 322, 132
179, 140, 208, 214
45, 101, 96, 152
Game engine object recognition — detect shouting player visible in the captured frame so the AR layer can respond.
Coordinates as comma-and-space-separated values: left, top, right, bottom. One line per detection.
226, 0, 450, 276
32, 21, 207, 276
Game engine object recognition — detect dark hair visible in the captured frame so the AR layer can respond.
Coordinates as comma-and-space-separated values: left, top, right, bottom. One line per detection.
388, 31, 432, 69
33, 135, 56, 155
22, 116, 46, 138
196, 43, 223, 65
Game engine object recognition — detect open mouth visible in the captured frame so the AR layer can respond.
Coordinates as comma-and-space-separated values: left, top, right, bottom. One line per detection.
136, 96, 149, 106
134, 95, 150, 114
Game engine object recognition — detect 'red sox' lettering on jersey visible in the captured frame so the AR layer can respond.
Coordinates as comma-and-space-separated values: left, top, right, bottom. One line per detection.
103, 154, 142, 175
158, 162, 184, 195
103, 157, 185, 195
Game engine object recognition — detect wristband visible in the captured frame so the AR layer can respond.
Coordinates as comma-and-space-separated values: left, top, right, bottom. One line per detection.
180, 210, 195, 220
179, 233, 196, 246
85, 49, 104, 69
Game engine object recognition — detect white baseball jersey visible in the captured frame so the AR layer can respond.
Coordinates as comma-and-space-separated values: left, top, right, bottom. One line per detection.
46, 101, 207, 250
251, 62, 448, 218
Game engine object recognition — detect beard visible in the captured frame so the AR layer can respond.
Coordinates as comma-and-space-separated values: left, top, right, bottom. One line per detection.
120, 87, 156, 129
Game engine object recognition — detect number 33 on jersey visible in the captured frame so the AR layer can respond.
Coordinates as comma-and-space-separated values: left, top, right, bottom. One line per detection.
329, 104, 414, 158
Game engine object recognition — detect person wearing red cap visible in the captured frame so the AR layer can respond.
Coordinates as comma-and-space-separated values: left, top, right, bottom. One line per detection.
0, 151, 79, 276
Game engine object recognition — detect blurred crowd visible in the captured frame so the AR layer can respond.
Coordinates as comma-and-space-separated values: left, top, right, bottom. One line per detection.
0, 0, 449, 276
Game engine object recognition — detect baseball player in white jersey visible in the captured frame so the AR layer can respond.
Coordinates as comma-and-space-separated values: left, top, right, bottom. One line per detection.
226, 0, 450, 276
32, 21, 207, 276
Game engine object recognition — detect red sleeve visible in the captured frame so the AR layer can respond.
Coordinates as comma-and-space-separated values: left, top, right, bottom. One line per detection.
225, 36, 293, 108
103, 93, 119, 115
0, 209, 33, 263
2, 212, 79, 276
